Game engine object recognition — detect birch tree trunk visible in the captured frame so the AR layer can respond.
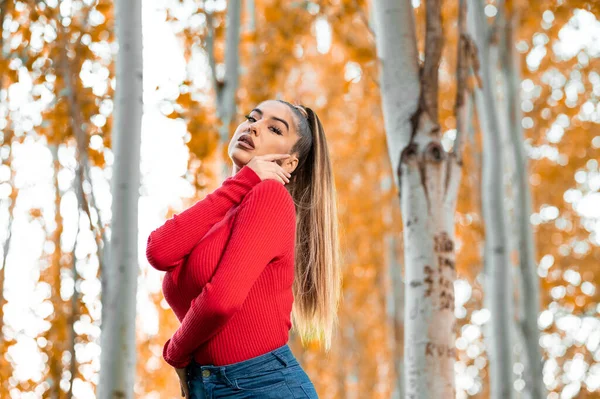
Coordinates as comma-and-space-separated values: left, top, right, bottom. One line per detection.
0, 8, 15, 392
468, 0, 515, 398
364, 3, 406, 395
57, 4, 109, 279
56, 19, 109, 360
98, 0, 142, 397
55, 7, 107, 394
0, 137, 15, 393
245, 0, 255, 44
68, 204, 81, 399
46, 145, 65, 399
371, 2, 422, 396
67, 151, 86, 398
371, 0, 420, 188
217, 0, 241, 144
385, 233, 404, 399
373, 0, 470, 396
0, 1, 12, 362
499, 9, 545, 399
206, 0, 242, 180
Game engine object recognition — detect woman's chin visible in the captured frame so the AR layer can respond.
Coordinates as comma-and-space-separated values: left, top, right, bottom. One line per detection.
230, 151, 253, 167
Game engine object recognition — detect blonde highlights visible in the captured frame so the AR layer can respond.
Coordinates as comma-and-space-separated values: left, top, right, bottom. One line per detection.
278, 100, 342, 352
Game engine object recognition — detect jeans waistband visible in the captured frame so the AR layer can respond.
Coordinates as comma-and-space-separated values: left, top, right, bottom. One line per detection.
186, 343, 297, 381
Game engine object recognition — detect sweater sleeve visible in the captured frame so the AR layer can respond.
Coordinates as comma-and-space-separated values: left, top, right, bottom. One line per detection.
146, 165, 262, 272
162, 180, 296, 368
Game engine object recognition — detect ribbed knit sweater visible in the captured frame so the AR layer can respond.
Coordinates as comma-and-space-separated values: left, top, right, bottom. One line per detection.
146, 165, 297, 368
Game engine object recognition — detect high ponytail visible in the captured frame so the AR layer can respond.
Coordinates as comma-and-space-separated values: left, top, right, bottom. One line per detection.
277, 100, 342, 353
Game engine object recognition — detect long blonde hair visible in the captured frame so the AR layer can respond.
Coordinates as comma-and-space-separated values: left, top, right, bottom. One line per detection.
278, 100, 342, 352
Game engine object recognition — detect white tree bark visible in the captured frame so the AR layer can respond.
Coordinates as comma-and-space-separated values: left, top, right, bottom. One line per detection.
98, 0, 142, 397
0, 143, 15, 357
373, 0, 469, 397
499, 9, 545, 399
57, 5, 108, 281
468, 1, 515, 398
0, 0, 13, 349
245, 0, 255, 37
384, 227, 404, 399
68, 196, 81, 399
372, 0, 420, 191
206, 1, 242, 180
217, 0, 241, 140
372, 0, 422, 396
368, 2, 405, 395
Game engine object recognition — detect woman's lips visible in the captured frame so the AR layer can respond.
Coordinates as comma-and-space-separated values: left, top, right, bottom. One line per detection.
238, 134, 255, 148
237, 140, 254, 150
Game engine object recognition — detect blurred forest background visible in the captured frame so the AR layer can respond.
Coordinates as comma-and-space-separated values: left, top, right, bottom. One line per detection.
1, 0, 600, 398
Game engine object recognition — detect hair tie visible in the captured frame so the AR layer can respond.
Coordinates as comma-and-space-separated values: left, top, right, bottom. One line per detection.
295, 105, 309, 120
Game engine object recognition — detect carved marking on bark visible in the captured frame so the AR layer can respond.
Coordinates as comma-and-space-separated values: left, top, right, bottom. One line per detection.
409, 280, 423, 288
437, 267, 455, 310
409, 298, 419, 320
439, 280, 454, 310
434, 231, 454, 252
407, 216, 418, 227
424, 265, 434, 297
425, 342, 455, 358
398, 142, 419, 201
406, 328, 421, 396
426, 342, 433, 356
407, 367, 419, 396
409, 105, 423, 143
438, 255, 455, 270
400, 142, 419, 164
434, 232, 456, 311
425, 141, 446, 163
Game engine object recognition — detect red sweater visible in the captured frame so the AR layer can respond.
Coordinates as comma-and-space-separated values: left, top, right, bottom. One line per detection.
146, 165, 297, 368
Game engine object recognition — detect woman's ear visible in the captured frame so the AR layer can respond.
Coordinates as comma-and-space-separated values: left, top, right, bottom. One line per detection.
285, 155, 299, 174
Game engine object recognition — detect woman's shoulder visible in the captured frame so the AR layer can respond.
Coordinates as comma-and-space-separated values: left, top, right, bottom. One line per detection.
244, 179, 295, 213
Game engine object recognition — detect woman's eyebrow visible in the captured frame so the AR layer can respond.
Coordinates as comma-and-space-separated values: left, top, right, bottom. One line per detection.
251, 108, 289, 133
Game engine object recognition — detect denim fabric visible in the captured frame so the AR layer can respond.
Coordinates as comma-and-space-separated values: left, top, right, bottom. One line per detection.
185, 343, 319, 398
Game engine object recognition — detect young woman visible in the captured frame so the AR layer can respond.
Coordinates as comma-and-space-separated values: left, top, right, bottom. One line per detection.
146, 99, 342, 398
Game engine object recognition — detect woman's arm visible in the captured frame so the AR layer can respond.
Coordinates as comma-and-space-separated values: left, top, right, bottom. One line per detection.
146, 165, 262, 271
161, 180, 296, 368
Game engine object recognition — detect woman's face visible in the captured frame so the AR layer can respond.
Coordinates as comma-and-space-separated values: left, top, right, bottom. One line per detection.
229, 100, 300, 173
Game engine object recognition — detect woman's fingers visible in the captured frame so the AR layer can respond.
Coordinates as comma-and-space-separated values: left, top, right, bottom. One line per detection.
272, 174, 285, 184
272, 164, 289, 184
279, 170, 290, 184
247, 154, 293, 184
276, 164, 291, 179
268, 163, 290, 184
259, 153, 291, 161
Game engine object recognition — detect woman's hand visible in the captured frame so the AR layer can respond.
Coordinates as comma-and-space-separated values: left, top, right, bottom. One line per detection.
175, 367, 190, 398
246, 154, 292, 185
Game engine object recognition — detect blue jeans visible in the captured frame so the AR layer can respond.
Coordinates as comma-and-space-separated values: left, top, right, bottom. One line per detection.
185, 343, 319, 398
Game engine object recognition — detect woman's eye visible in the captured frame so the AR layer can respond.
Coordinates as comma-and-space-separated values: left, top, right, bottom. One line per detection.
244, 114, 281, 135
